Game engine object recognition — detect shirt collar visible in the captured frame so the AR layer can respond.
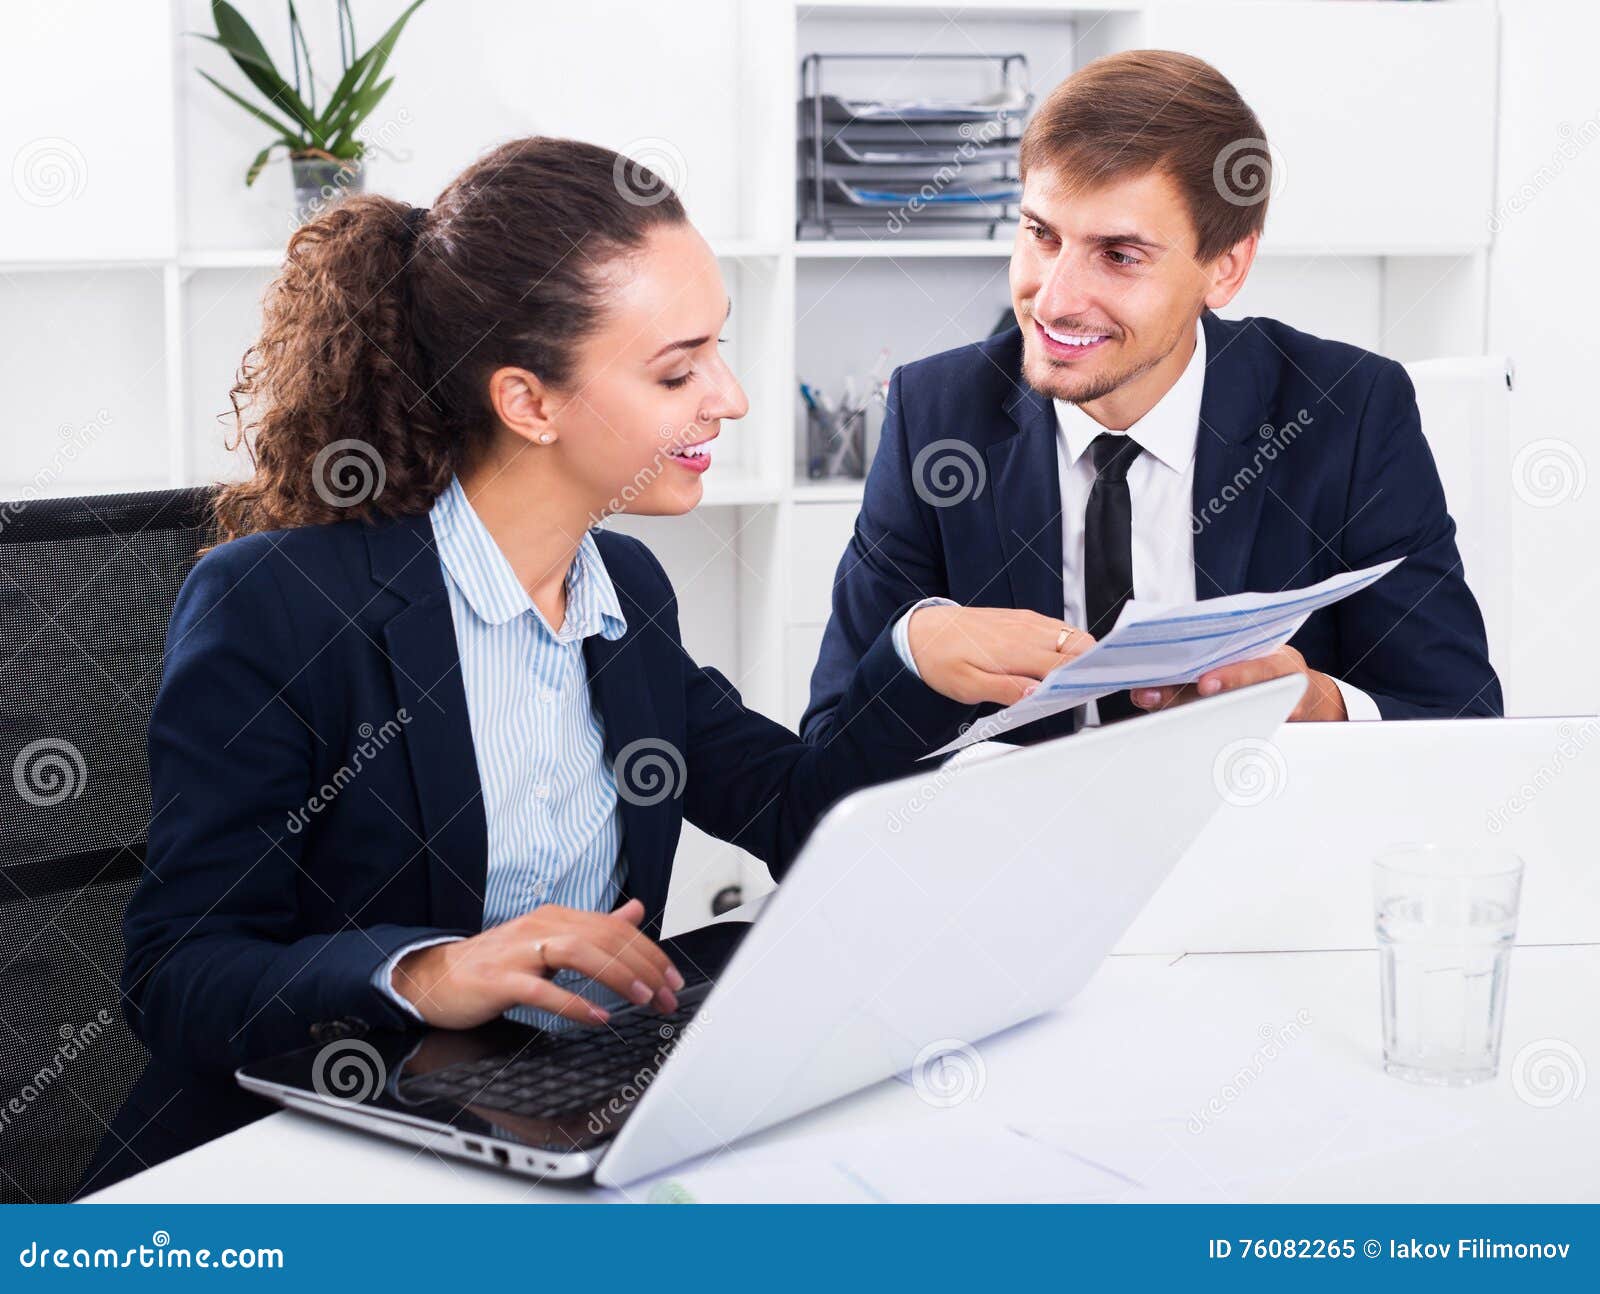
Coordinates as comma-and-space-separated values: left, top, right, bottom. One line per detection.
429, 475, 627, 643
1054, 316, 1207, 474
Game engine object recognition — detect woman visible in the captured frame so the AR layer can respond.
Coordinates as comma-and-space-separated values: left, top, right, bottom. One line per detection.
83, 138, 1085, 1192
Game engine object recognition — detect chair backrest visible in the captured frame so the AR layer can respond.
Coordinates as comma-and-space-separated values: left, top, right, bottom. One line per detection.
0, 487, 214, 1203
1402, 354, 1513, 685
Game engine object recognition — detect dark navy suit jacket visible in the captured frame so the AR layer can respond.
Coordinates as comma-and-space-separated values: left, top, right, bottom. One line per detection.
80, 514, 971, 1195
803, 312, 1502, 748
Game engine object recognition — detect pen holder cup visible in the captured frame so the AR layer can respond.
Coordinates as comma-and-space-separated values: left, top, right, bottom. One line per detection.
806, 405, 867, 480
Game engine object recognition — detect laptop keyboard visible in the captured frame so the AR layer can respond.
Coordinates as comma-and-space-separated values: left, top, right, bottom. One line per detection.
399, 995, 704, 1122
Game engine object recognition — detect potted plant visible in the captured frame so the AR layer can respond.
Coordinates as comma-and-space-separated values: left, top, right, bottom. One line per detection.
192, 0, 426, 221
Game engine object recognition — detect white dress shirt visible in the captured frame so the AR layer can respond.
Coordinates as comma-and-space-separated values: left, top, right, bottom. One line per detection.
895, 319, 1379, 724
372, 475, 631, 1028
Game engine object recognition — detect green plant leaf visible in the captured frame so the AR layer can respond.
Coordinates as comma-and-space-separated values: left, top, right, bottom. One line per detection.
197, 70, 303, 144
193, 35, 318, 141
245, 141, 288, 187
197, 0, 424, 185
287, 1, 315, 115
209, 1, 276, 75
347, 0, 426, 103
205, 1, 318, 135
319, 45, 380, 130
315, 1, 424, 146
326, 76, 395, 151
337, 0, 356, 73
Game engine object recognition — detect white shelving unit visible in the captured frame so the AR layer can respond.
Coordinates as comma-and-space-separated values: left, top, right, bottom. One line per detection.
0, 0, 1503, 928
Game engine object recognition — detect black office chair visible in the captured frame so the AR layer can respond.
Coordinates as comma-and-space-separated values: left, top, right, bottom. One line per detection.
0, 487, 214, 1203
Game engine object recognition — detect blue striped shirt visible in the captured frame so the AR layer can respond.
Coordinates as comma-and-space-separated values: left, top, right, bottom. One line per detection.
373, 474, 629, 1028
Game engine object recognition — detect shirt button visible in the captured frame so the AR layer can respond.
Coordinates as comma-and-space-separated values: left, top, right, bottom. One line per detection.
535, 785, 551, 800
539, 688, 557, 705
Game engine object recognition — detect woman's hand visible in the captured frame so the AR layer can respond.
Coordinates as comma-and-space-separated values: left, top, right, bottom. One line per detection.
907, 604, 1095, 707
391, 898, 685, 1030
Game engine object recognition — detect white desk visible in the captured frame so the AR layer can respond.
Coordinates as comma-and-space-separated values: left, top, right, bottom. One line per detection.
1120, 717, 1600, 953
87, 947, 1598, 1204
87, 720, 1599, 1204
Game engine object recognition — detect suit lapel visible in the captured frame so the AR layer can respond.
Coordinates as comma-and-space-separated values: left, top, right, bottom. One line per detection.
368, 517, 488, 932
583, 606, 668, 922
1192, 311, 1277, 598
988, 381, 1066, 619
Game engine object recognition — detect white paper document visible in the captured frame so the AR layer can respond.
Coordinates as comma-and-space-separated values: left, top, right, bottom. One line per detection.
928, 558, 1403, 757
623, 1113, 1144, 1204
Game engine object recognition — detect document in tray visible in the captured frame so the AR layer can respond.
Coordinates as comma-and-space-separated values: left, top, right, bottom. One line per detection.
927, 558, 1403, 757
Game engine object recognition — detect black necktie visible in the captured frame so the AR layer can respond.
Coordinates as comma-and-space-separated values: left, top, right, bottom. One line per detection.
1084, 432, 1143, 724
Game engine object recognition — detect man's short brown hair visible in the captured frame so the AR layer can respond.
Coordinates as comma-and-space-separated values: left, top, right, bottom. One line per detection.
1019, 50, 1272, 261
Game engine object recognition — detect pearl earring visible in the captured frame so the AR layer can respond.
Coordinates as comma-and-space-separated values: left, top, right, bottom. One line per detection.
538, 433, 553, 444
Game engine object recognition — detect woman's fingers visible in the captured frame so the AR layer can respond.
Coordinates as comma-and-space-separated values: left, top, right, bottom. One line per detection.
581, 906, 684, 992
552, 911, 684, 1002
513, 902, 684, 1004
1058, 625, 1097, 660
967, 673, 1043, 707
539, 933, 678, 1012
600, 907, 682, 987
500, 972, 611, 1026
990, 613, 1095, 680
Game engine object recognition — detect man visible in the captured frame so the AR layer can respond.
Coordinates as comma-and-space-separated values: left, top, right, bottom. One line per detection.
803, 49, 1501, 748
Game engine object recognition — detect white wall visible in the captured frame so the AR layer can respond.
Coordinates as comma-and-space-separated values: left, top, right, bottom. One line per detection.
4, 0, 1593, 726
1486, 0, 1600, 718
179, 0, 746, 247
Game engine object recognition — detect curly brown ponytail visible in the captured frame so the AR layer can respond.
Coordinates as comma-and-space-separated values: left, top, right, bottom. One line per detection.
213, 137, 687, 542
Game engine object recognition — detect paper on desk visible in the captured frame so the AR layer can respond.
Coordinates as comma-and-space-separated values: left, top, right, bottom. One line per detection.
1013, 1048, 1475, 1201
927, 558, 1403, 757
624, 1111, 1144, 1204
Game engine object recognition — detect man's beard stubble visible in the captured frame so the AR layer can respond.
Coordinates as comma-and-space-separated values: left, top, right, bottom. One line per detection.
1020, 322, 1185, 407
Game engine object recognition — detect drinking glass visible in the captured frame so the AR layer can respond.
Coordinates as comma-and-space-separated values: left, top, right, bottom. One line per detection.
1373, 844, 1523, 1086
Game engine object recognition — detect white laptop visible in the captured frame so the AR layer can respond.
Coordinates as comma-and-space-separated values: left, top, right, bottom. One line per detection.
237, 673, 1306, 1188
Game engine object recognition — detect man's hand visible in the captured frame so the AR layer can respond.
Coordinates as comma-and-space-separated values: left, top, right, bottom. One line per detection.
1127, 645, 1346, 721
391, 898, 684, 1030
908, 604, 1095, 707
